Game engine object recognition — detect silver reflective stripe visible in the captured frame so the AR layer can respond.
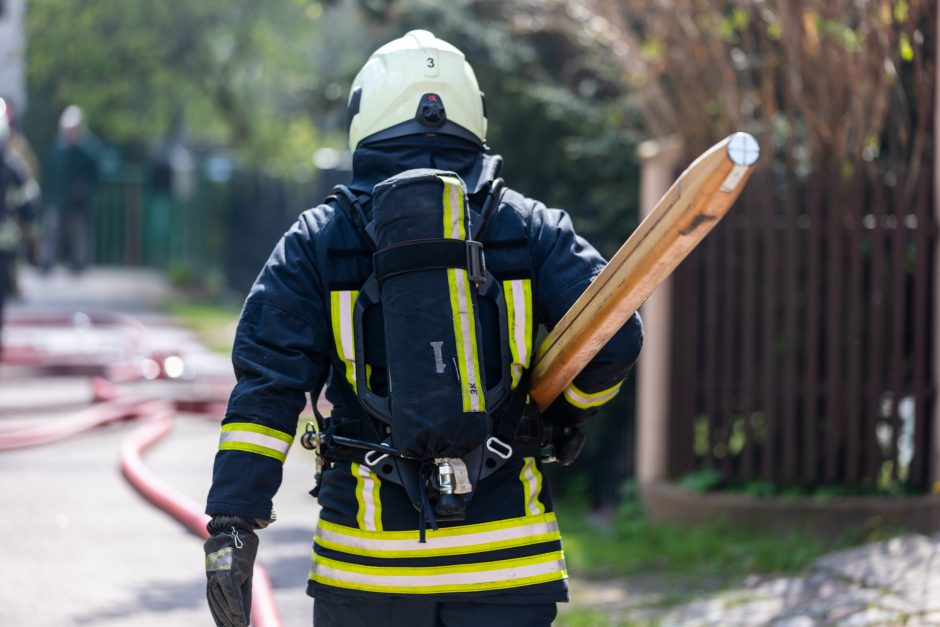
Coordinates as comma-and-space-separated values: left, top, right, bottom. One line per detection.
316, 516, 560, 555
206, 547, 233, 571
219, 430, 291, 456
447, 180, 462, 239
510, 280, 530, 366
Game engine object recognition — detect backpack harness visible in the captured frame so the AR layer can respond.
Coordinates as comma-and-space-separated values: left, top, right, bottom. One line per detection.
301, 171, 544, 540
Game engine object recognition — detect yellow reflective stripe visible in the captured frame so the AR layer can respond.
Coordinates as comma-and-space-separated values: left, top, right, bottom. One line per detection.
315, 530, 561, 559
317, 512, 557, 541
563, 380, 623, 409
353, 463, 383, 532
330, 290, 358, 392
310, 569, 566, 595
218, 423, 293, 463
520, 457, 545, 516
310, 551, 566, 594
314, 514, 560, 558
441, 175, 484, 412
503, 279, 533, 389
440, 175, 466, 240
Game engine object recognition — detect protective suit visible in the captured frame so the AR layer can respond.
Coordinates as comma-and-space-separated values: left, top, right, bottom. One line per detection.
205, 31, 643, 627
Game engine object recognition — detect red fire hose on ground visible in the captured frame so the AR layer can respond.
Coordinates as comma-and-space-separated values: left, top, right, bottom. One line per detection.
0, 313, 284, 627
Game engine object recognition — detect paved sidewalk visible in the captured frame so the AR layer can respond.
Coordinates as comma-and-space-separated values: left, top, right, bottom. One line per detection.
0, 267, 321, 627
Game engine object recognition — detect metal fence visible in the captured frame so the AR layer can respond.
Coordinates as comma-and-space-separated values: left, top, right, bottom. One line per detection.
89, 163, 349, 294
668, 162, 935, 491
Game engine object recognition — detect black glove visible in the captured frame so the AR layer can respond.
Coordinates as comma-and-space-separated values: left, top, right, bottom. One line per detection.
204, 515, 259, 627
540, 397, 594, 466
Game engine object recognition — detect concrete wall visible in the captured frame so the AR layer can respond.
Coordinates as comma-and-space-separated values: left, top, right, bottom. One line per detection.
0, 0, 27, 113
635, 136, 683, 483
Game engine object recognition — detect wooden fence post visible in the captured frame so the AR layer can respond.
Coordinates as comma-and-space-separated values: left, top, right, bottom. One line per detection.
636, 136, 683, 484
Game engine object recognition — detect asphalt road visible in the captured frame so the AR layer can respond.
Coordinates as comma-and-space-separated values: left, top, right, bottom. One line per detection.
0, 268, 322, 626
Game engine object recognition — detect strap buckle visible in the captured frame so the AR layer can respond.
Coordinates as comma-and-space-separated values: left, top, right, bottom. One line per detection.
466, 240, 485, 284
486, 436, 513, 460
364, 449, 389, 466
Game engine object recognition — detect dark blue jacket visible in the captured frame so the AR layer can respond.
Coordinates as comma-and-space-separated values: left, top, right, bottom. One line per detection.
207, 135, 643, 603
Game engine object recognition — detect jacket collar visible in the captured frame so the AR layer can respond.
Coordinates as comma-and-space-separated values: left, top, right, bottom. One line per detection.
348, 134, 502, 199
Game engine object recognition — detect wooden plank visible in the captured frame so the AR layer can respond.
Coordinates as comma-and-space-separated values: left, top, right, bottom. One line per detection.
529, 133, 760, 410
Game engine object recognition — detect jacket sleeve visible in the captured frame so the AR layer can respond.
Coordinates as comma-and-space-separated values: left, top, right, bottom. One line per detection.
529, 202, 644, 425
206, 212, 332, 521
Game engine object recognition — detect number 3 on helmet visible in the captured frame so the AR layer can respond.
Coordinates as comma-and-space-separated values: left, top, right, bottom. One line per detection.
346, 30, 488, 152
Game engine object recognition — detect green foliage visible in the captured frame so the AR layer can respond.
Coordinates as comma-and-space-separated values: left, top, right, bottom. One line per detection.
558, 498, 847, 580
678, 469, 724, 493
24, 0, 362, 174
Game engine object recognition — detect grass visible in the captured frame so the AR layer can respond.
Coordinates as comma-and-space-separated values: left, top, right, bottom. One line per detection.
556, 496, 891, 581
166, 301, 241, 354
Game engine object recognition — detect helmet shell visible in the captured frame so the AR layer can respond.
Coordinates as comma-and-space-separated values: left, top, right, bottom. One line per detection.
347, 30, 487, 151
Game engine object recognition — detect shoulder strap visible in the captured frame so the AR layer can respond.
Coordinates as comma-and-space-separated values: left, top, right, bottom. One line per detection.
471, 178, 505, 241
328, 185, 377, 247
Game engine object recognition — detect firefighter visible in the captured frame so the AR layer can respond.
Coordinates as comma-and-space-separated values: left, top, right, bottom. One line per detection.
0, 99, 39, 358
204, 30, 643, 627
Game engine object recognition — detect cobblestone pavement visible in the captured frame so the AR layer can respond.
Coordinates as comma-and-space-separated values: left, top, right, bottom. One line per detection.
563, 534, 940, 626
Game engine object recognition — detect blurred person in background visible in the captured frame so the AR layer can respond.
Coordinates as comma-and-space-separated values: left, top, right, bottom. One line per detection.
203, 30, 643, 627
0, 97, 41, 297
42, 105, 103, 274
0, 98, 39, 359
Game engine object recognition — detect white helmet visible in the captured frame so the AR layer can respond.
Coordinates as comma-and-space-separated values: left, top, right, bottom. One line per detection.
347, 30, 487, 152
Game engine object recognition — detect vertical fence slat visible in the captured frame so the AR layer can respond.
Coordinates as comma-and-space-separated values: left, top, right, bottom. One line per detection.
740, 187, 758, 482
800, 168, 825, 485
910, 174, 931, 487
844, 172, 865, 483
720, 215, 737, 477
888, 178, 909, 482
704, 224, 721, 469
865, 180, 888, 483
824, 167, 846, 483
761, 178, 779, 482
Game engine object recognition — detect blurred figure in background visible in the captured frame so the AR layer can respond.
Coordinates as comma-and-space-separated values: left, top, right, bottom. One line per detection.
42, 105, 102, 274
0, 97, 41, 297
0, 98, 39, 358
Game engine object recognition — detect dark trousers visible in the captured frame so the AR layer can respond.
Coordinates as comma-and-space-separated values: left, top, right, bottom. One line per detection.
313, 598, 557, 627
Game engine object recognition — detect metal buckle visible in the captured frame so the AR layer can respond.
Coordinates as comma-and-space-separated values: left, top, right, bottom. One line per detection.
364, 450, 389, 466
466, 240, 485, 284
486, 436, 513, 460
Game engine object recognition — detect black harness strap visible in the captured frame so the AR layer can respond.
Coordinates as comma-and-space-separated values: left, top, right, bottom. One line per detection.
374, 238, 485, 282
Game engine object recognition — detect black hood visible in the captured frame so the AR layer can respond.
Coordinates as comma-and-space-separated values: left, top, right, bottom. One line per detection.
348, 134, 502, 199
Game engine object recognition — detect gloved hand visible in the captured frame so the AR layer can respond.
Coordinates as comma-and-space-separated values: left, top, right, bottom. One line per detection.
204, 515, 259, 627
540, 397, 594, 466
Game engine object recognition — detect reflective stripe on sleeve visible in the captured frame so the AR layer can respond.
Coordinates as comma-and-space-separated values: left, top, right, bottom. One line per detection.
219, 423, 293, 463
330, 290, 359, 392
352, 462, 383, 532
562, 380, 623, 409
441, 175, 484, 413
314, 512, 561, 558
503, 279, 533, 389
519, 457, 546, 516
310, 550, 566, 594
